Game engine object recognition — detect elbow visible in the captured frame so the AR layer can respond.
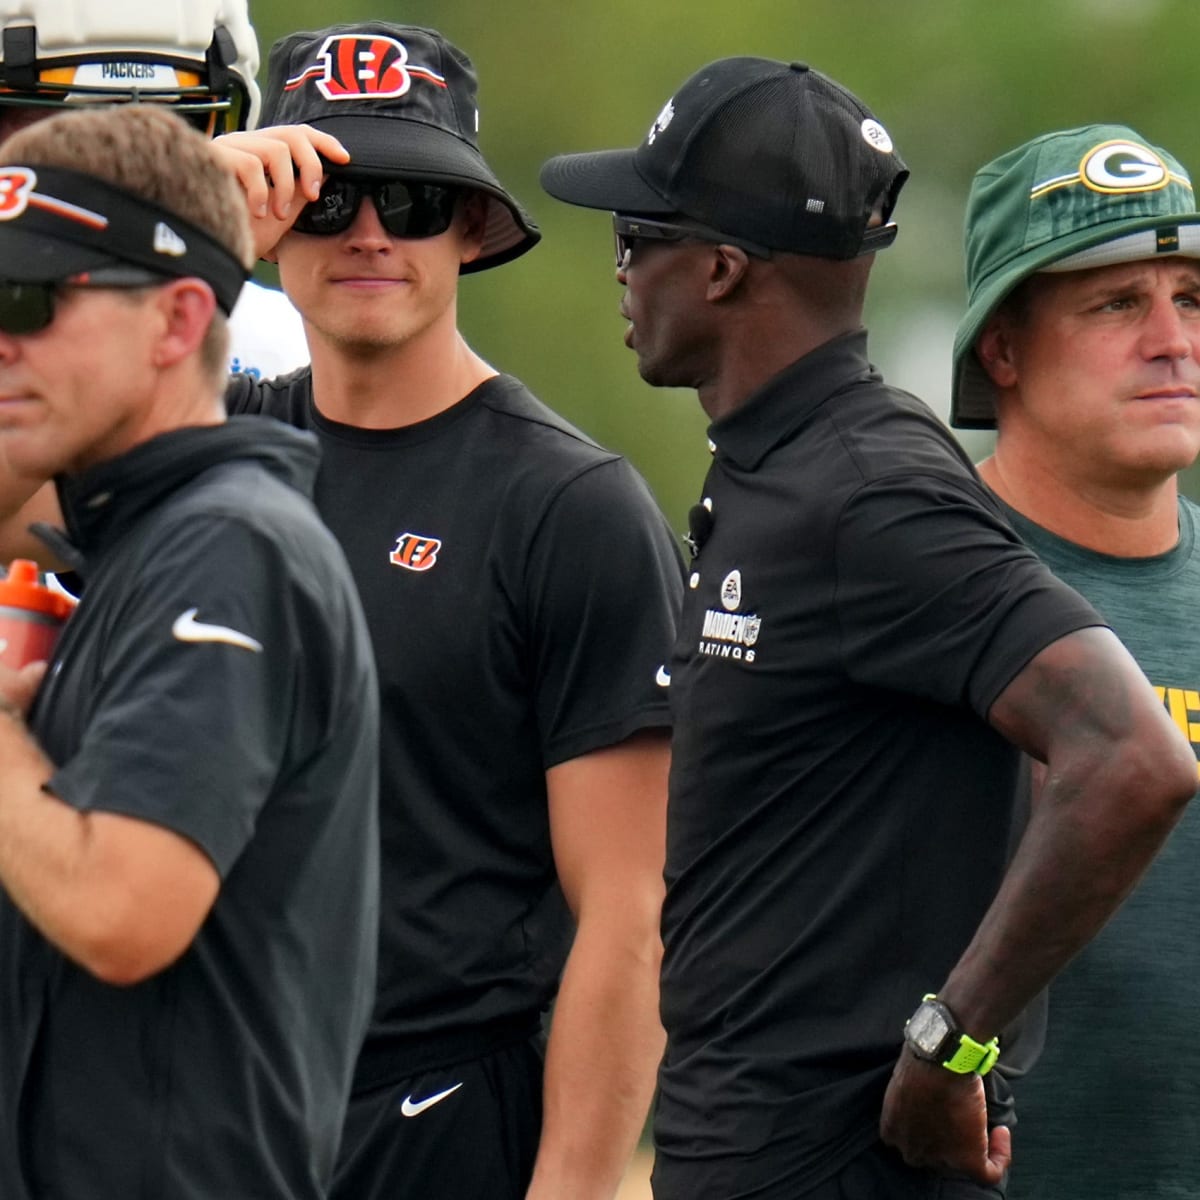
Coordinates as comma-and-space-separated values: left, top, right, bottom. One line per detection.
68, 914, 192, 987
1153, 723, 1197, 814
74, 938, 181, 987
1119, 726, 1197, 831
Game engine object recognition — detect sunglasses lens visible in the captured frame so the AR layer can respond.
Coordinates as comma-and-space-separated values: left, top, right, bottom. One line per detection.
294, 178, 362, 236
0, 282, 56, 334
375, 181, 459, 239
294, 179, 459, 240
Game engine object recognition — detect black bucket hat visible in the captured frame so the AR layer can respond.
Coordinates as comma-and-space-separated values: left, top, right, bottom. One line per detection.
261, 22, 540, 273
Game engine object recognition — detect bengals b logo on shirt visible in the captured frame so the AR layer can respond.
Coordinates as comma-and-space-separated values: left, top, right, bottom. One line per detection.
389, 533, 442, 572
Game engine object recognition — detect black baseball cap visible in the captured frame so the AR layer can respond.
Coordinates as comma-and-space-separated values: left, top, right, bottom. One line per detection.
0, 163, 247, 313
540, 58, 908, 260
261, 22, 540, 273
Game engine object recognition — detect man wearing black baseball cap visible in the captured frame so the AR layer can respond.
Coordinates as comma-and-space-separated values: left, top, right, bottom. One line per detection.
953, 125, 1200, 1199
541, 60, 1197, 1198
0, 103, 380, 1200
212, 21, 684, 1200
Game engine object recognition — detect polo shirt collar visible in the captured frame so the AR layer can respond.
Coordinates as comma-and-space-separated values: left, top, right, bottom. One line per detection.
708, 328, 878, 471
48, 418, 320, 579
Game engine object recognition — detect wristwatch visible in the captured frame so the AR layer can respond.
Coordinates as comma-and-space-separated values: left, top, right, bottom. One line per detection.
903, 994, 1000, 1076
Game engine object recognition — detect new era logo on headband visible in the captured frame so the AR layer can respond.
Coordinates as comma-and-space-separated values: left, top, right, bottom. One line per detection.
284, 34, 447, 102
153, 222, 187, 257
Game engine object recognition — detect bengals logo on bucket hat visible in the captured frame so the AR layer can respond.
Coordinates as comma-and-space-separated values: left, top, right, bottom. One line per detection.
261, 22, 540, 273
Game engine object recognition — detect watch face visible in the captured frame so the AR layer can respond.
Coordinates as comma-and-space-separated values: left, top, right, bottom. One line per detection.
907, 1003, 952, 1057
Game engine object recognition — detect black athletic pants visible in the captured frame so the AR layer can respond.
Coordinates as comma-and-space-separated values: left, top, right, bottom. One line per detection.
331, 1035, 544, 1200
799, 1139, 1008, 1199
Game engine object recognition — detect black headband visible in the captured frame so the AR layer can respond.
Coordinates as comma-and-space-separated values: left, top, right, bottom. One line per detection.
0, 163, 247, 313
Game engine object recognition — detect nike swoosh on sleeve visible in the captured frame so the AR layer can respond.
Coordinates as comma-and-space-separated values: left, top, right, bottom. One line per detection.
172, 608, 263, 653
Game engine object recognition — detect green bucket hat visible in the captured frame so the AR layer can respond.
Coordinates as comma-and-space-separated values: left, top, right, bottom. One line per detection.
951, 124, 1200, 429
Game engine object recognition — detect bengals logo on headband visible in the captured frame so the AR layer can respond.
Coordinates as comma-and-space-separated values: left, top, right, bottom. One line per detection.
285, 34, 448, 102
0, 168, 36, 220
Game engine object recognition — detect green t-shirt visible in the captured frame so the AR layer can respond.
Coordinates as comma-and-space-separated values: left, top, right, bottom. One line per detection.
1002, 495, 1200, 1199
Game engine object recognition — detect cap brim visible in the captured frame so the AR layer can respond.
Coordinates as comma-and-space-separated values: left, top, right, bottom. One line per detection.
539, 148, 675, 215
0, 228, 119, 283
310, 114, 540, 273
951, 212, 1200, 429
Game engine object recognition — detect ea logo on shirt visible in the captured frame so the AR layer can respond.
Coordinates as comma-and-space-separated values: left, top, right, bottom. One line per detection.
1080, 140, 1169, 194
720, 570, 742, 611
389, 532, 442, 572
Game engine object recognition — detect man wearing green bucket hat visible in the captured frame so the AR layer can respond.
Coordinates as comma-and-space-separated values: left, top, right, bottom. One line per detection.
952, 125, 1200, 1197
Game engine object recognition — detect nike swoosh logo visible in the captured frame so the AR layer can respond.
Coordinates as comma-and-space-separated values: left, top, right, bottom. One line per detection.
655, 665, 671, 687
400, 1082, 463, 1117
172, 608, 263, 653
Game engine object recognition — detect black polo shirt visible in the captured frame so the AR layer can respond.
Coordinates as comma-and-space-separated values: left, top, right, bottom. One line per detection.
654, 330, 1101, 1200
227, 370, 684, 1082
0, 420, 380, 1200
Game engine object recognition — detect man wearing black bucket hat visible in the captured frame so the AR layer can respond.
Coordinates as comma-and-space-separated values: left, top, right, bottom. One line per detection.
951, 125, 1200, 1199
0, 104, 379, 1199
214, 21, 683, 1200
540, 60, 1197, 1198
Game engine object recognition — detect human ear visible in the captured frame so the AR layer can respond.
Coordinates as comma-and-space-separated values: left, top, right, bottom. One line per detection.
457, 191, 488, 267
151, 279, 217, 369
707, 244, 751, 301
975, 318, 1020, 390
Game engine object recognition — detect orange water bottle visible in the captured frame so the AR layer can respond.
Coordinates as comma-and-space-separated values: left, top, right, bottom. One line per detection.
0, 559, 75, 669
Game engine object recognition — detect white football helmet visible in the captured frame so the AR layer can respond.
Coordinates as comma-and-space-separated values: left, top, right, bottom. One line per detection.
0, 0, 260, 134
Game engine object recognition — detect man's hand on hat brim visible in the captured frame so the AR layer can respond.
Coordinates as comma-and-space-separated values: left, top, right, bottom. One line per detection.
213, 126, 350, 261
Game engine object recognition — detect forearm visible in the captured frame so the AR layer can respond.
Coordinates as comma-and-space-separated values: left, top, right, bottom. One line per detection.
940, 749, 1192, 1041
0, 706, 98, 955
526, 916, 664, 1200
0, 709, 219, 983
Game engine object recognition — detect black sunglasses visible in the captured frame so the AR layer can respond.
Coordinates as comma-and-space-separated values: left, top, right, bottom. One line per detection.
612, 213, 900, 268
612, 214, 773, 269
293, 177, 461, 239
0, 268, 167, 335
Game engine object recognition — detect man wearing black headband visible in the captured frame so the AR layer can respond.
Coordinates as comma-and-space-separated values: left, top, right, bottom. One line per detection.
0, 103, 380, 1200
0, 0, 309, 382
215, 21, 684, 1200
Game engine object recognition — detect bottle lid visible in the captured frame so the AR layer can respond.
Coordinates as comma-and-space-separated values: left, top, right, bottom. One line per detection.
0, 559, 76, 621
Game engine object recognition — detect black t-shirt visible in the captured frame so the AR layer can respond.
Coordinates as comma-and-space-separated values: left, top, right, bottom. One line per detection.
653, 332, 1102, 1200
0, 421, 379, 1199
227, 370, 684, 1080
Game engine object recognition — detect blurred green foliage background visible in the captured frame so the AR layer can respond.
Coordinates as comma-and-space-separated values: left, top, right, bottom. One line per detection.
247, 0, 1200, 533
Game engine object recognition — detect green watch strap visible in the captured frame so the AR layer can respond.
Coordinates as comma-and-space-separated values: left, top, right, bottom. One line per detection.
941, 1032, 1000, 1076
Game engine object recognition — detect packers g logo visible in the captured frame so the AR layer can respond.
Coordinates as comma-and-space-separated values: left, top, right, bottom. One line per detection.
290, 34, 446, 102
1080, 140, 1169, 194
389, 532, 442, 572
0, 167, 36, 220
